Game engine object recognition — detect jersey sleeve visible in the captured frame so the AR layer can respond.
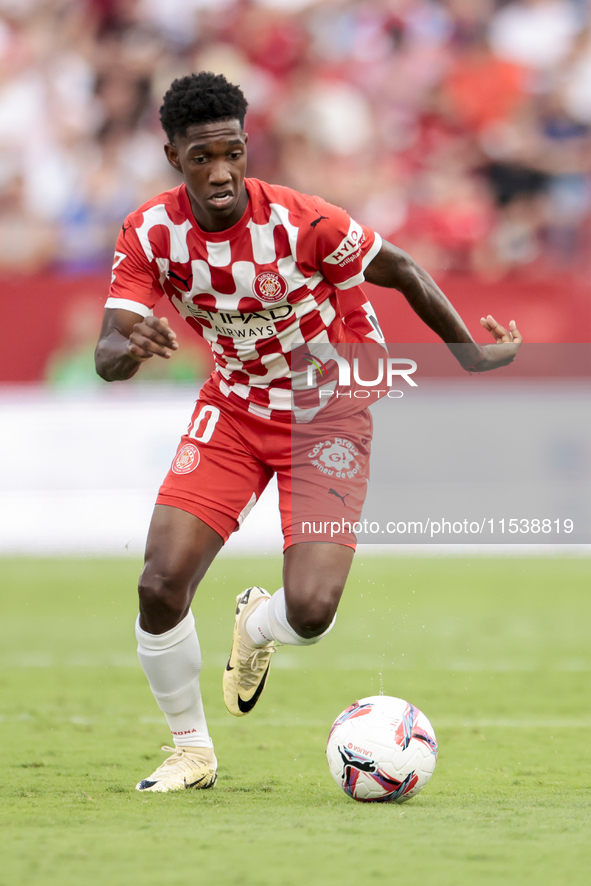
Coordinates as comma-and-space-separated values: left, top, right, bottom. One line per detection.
298, 196, 382, 290
105, 220, 163, 317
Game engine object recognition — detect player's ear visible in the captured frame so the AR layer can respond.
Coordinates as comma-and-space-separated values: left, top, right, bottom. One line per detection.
243, 132, 248, 145
164, 142, 182, 172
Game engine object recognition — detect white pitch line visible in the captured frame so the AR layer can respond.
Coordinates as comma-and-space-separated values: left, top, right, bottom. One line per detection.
432, 718, 591, 729
2, 653, 590, 673
1, 715, 591, 729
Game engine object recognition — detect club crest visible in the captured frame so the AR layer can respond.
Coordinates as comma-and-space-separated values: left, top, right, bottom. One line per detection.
252, 271, 288, 303
172, 443, 200, 475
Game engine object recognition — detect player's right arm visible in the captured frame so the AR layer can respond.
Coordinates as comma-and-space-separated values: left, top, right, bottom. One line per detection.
94, 309, 178, 381
95, 216, 178, 381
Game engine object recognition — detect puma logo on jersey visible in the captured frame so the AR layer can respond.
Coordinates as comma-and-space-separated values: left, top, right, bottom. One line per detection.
310, 211, 329, 228
168, 269, 193, 291
329, 488, 349, 507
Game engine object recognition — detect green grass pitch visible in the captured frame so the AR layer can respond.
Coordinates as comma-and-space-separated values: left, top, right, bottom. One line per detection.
1, 554, 590, 886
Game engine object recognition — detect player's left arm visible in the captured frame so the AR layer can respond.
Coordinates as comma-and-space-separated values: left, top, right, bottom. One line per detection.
364, 240, 522, 371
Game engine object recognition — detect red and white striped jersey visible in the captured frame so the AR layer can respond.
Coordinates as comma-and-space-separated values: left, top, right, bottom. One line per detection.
106, 178, 384, 418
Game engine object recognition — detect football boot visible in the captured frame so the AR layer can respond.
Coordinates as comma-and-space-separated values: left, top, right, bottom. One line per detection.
223, 586, 276, 717
136, 745, 217, 792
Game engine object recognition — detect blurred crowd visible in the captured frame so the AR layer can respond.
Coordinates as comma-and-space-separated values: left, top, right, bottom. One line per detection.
2, 0, 591, 280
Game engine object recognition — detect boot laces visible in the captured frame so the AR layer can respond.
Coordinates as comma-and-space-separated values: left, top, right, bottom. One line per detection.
237, 643, 276, 690
151, 746, 211, 777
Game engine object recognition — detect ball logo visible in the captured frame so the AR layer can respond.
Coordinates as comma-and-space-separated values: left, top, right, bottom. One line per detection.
172, 443, 200, 475
252, 271, 288, 303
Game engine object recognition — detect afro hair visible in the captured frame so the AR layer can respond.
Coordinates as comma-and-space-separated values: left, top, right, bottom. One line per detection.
159, 72, 248, 143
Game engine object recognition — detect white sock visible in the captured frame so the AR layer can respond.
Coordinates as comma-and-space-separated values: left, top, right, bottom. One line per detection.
245, 587, 336, 647
135, 610, 212, 748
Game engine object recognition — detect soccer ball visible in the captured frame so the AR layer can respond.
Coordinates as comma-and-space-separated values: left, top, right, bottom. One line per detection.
326, 695, 438, 802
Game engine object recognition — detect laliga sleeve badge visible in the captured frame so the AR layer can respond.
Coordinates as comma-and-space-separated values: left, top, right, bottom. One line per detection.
252, 271, 288, 303
172, 443, 200, 474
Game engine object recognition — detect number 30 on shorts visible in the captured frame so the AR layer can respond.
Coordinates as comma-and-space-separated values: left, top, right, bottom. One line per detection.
188, 405, 220, 443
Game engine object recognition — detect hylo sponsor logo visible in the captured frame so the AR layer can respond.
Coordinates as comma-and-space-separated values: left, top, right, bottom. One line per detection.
323, 220, 365, 266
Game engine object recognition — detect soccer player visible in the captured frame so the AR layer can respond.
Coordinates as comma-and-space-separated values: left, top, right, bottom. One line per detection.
95, 72, 521, 792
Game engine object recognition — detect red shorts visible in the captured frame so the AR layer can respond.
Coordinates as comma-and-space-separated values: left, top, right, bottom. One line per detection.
157, 379, 373, 549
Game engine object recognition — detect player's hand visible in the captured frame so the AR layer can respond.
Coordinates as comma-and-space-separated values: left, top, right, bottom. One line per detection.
472, 315, 523, 371
126, 316, 179, 362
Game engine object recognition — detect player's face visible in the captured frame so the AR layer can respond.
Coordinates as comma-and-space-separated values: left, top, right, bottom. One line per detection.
164, 119, 248, 232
